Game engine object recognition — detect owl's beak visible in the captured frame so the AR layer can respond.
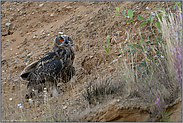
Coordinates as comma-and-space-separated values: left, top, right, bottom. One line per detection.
65, 40, 68, 44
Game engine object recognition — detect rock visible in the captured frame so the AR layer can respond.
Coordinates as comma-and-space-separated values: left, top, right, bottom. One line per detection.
90, 22, 94, 26
65, 6, 72, 10
11, 38, 16, 42
58, 32, 63, 35
12, 85, 15, 90
5, 22, 11, 27
33, 35, 37, 39
39, 3, 44, 7
27, 52, 32, 57
1, 59, 7, 65
77, 14, 83, 20
42, 35, 46, 38
42, 9, 47, 12
112, 59, 118, 64
56, 9, 60, 12
40, 30, 44, 33
63, 105, 67, 109
10, 17, 14, 21
50, 13, 54, 17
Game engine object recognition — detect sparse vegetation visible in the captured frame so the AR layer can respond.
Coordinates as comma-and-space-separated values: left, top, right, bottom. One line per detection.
83, 1, 182, 122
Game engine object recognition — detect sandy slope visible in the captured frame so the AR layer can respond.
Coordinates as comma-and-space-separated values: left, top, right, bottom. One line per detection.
1, 1, 181, 122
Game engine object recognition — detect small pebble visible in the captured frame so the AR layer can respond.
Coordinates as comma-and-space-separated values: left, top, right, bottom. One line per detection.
63, 105, 67, 109
5, 23, 11, 27
29, 99, 33, 103
151, 12, 155, 15
58, 32, 63, 35
116, 99, 120, 102
40, 30, 44, 33
66, 6, 72, 10
12, 85, 15, 90
39, 3, 44, 7
27, 52, 32, 57
14, 60, 17, 63
50, 13, 54, 17
33, 35, 37, 39
9, 98, 13, 101
42, 35, 46, 38
42, 9, 47, 12
112, 59, 118, 64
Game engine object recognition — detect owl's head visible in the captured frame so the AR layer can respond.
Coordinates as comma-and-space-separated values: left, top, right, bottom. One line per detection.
53, 35, 73, 52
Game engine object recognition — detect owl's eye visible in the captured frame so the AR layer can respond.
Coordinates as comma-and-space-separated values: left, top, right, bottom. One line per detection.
68, 37, 71, 41
60, 37, 64, 42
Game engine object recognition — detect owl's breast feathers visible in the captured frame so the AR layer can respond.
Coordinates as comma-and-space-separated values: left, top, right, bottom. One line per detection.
38, 47, 75, 67
34, 47, 74, 82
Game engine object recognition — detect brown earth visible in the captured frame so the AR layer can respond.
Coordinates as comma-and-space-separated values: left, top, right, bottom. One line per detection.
1, 1, 182, 122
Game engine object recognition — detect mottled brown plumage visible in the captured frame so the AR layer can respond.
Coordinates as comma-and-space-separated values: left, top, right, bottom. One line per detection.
21, 35, 75, 99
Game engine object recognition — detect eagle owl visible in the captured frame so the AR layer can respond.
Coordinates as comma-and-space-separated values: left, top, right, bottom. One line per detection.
21, 35, 75, 99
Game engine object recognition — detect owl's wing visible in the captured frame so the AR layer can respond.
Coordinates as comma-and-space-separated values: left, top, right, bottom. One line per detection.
38, 52, 57, 63
36, 59, 63, 82
21, 52, 57, 81
21, 60, 39, 81
35, 51, 64, 81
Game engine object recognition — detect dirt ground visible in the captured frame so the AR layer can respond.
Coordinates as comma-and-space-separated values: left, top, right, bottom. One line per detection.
1, 1, 182, 122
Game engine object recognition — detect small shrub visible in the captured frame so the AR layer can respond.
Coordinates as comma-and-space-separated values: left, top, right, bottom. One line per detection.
82, 75, 125, 105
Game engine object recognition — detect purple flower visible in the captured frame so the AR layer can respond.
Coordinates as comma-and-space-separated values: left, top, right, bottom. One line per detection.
178, 47, 181, 50
157, 98, 160, 101
155, 101, 158, 105
173, 48, 176, 51
177, 54, 182, 58
179, 13, 181, 17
